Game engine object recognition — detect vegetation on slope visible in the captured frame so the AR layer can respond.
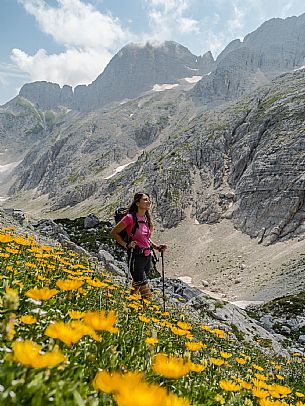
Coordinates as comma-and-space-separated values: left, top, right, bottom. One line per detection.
0, 227, 305, 405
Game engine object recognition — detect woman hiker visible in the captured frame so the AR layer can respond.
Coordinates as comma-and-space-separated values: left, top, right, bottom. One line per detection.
110, 192, 167, 299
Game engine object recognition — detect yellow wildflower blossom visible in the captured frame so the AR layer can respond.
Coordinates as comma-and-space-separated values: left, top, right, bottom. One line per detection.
220, 351, 232, 359
152, 353, 191, 379
210, 358, 225, 366
86, 279, 109, 288
164, 392, 192, 406
236, 357, 247, 365
20, 315, 37, 324
270, 384, 292, 396
188, 362, 206, 373
83, 310, 119, 333
212, 329, 225, 338
12, 340, 65, 368
138, 314, 151, 323
56, 280, 83, 290
0, 234, 13, 243
170, 326, 187, 336
177, 321, 192, 330
68, 310, 85, 319
252, 363, 264, 371
252, 388, 269, 398
145, 337, 159, 345
255, 373, 267, 381
296, 392, 305, 398
219, 379, 241, 392
45, 320, 100, 346
26, 288, 58, 300
185, 341, 205, 351
13, 236, 31, 246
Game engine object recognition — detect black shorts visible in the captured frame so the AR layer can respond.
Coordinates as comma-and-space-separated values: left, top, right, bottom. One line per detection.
128, 252, 151, 285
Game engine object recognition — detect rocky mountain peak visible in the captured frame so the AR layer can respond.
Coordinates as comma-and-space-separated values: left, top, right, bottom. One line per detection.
19, 81, 73, 110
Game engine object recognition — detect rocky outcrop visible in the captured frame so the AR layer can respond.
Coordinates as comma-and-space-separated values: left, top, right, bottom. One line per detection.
190, 13, 305, 106
19, 82, 73, 110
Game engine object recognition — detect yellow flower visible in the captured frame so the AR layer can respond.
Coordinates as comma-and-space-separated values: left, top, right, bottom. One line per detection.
84, 310, 119, 333
220, 351, 232, 359
12, 340, 65, 368
56, 280, 83, 290
237, 379, 252, 390
275, 374, 284, 380
252, 378, 269, 389
114, 381, 167, 406
185, 341, 205, 351
127, 293, 142, 301
164, 392, 192, 406
0, 234, 13, 243
188, 362, 205, 373
94, 370, 144, 394
152, 353, 191, 379
177, 321, 192, 330
94, 370, 167, 406
170, 326, 187, 336
6, 247, 19, 254
209, 358, 225, 366
20, 315, 37, 324
138, 314, 151, 323
252, 388, 269, 398
86, 279, 109, 288
255, 373, 267, 381
68, 310, 85, 319
211, 329, 225, 338
26, 288, 58, 300
145, 337, 159, 345
13, 236, 31, 246
219, 379, 241, 392
296, 392, 305, 398
252, 363, 264, 371
45, 321, 100, 346
128, 302, 142, 310
270, 384, 292, 396
236, 357, 247, 365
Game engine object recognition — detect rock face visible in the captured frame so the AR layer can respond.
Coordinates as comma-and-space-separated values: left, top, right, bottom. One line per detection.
190, 13, 305, 106
19, 82, 73, 110
17, 41, 215, 112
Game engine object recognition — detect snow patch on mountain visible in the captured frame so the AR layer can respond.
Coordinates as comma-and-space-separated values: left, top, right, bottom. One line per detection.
152, 83, 179, 92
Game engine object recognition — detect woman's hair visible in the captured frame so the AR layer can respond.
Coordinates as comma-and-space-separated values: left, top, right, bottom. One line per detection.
128, 192, 152, 230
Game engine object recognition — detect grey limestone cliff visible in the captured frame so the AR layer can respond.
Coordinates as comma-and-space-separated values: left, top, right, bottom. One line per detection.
190, 13, 305, 106
17, 41, 215, 113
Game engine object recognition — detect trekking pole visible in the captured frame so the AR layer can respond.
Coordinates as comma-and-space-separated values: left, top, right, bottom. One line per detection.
161, 251, 166, 312
127, 248, 134, 289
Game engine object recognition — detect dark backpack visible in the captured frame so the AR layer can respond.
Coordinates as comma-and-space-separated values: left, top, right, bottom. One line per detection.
114, 208, 139, 246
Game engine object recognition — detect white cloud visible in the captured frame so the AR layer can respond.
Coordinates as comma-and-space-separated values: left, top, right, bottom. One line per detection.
11, 47, 111, 87
145, 0, 200, 40
12, 0, 135, 87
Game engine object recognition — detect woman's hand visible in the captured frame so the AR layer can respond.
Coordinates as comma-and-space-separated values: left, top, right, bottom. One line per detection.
158, 244, 167, 252
128, 241, 137, 250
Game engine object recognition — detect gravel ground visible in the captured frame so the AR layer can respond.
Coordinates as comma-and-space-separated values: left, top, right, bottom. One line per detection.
154, 219, 305, 303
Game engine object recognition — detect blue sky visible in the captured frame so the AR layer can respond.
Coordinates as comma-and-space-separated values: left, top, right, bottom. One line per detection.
1, 0, 305, 105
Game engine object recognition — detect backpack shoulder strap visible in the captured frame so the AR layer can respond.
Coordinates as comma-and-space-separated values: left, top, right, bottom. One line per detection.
128, 212, 139, 242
